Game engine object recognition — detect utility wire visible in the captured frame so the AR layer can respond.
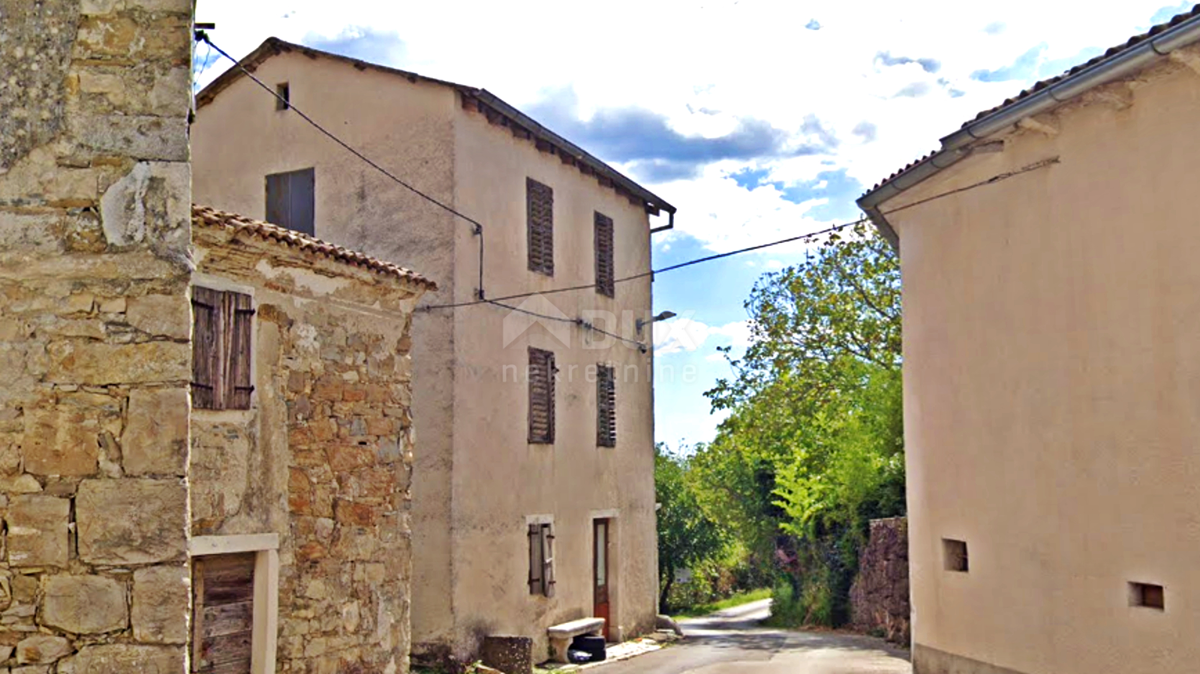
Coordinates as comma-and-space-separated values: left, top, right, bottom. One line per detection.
421, 156, 1059, 312
195, 31, 488, 296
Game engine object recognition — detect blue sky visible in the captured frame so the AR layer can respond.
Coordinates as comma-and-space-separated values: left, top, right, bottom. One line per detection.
194, 0, 1191, 448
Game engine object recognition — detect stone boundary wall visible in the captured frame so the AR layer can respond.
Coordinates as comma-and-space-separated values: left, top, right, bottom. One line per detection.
849, 516, 910, 644
0, 0, 194, 671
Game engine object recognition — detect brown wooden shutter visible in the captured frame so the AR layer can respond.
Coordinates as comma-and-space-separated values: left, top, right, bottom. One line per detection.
594, 212, 614, 298
597, 365, 616, 447
226, 292, 255, 410
191, 287, 222, 410
528, 348, 556, 444
541, 524, 556, 598
528, 523, 543, 595
526, 178, 554, 276
266, 168, 315, 236
193, 553, 256, 674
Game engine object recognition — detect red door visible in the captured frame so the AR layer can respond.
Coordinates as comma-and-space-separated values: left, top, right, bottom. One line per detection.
594, 519, 611, 641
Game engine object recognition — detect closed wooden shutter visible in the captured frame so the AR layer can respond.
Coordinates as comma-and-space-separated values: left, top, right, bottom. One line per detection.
528, 523, 543, 595
193, 553, 256, 674
226, 292, 255, 410
192, 288, 254, 411
597, 365, 616, 447
528, 348, 556, 444
191, 287, 222, 410
266, 168, 315, 236
526, 178, 554, 276
594, 212, 614, 298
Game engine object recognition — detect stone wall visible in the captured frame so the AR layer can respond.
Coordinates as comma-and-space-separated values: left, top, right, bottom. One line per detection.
193, 216, 428, 674
0, 0, 193, 671
849, 517, 910, 644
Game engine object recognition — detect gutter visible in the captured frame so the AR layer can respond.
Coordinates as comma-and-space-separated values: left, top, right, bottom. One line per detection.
857, 13, 1200, 252
464, 89, 678, 226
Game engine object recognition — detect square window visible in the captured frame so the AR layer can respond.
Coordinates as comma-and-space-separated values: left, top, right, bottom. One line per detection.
1130, 582, 1165, 610
943, 538, 968, 573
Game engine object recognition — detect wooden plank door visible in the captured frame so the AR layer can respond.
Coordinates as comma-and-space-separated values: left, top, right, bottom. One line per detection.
593, 519, 610, 641
193, 553, 256, 673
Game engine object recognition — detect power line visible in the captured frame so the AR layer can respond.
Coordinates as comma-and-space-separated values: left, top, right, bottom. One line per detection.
486, 299, 647, 351
195, 31, 488, 296
420, 156, 1059, 312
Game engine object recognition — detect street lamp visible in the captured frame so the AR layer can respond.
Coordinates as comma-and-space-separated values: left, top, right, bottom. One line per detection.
636, 310, 677, 336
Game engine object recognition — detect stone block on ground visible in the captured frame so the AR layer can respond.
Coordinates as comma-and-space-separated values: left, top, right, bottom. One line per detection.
481, 636, 533, 674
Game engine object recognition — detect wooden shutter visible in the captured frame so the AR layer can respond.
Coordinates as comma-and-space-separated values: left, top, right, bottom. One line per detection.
526, 178, 554, 276
193, 553, 256, 674
265, 168, 315, 236
528, 523, 543, 595
597, 365, 616, 447
192, 287, 254, 411
226, 292, 255, 410
541, 524, 556, 598
528, 348, 556, 444
594, 212, 615, 298
191, 287, 222, 410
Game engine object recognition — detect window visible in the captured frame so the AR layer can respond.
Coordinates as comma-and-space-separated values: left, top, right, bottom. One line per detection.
1130, 582, 1165, 610
265, 168, 315, 236
193, 552, 256, 672
597, 365, 616, 447
528, 348, 556, 443
192, 287, 255, 411
275, 82, 290, 110
190, 534, 279, 674
594, 212, 614, 298
528, 522, 556, 597
527, 178, 554, 276
943, 538, 968, 572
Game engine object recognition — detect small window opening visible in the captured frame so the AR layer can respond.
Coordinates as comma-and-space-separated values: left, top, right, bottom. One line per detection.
943, 538, 969, 572
276, 82, 290, 110
1130, 582, 1165, 610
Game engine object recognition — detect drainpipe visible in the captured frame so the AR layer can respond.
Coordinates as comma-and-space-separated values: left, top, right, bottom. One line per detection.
858, 13, 1200, 253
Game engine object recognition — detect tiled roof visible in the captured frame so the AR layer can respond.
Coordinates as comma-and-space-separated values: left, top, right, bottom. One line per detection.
965, 4, 1200, 126
192, 205, 437, 291
195, 38, 675, 219
865, 4, 1200, 194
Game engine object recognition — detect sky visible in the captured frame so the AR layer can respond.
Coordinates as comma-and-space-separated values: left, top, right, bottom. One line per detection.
193, 0, 1191, 449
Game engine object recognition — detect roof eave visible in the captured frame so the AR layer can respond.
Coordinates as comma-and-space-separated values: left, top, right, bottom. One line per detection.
858, 11, 1200, 253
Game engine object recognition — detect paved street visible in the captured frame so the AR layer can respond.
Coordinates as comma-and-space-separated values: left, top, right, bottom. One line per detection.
596, 600, 911, 674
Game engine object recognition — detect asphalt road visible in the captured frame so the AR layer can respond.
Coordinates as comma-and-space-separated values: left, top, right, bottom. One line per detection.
595, 600, 911, 674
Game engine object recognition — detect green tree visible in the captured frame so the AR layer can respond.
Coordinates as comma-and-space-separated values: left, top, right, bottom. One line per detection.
703, 222, 904, 626
655, 443, 723, 612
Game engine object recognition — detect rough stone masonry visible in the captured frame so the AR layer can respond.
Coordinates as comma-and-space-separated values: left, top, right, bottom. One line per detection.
0, 0, 195, 670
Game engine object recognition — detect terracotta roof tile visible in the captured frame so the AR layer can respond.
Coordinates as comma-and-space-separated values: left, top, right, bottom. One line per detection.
192, 205, 436, 291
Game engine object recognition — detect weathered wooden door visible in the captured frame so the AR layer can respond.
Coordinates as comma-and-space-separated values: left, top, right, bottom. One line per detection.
193, 553, 255, 673
594, 519, 611, 640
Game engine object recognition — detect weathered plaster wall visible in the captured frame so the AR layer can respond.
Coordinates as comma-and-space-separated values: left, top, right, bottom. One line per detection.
0, 0, 193, 670
850, 517, 909, 644
449, 98, 660, 661
189, 55, 462, 653
193, 223, 426, 674
885, 50, 1200, 674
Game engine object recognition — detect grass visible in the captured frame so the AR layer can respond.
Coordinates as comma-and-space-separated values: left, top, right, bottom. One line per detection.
670, 587, 772, 620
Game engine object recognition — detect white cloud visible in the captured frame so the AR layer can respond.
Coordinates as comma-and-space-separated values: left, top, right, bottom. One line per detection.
195, 0, 1176, 255
654, 317, 752, 355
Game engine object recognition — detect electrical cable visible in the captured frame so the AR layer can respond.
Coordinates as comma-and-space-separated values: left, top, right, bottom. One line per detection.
195, 31, 490, 298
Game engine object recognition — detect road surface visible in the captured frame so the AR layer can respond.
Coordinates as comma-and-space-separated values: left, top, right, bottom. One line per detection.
596, 600, 911, 674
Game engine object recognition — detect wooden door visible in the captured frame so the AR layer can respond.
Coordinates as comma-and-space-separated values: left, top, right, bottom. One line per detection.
593, 519, 610, 640
193, 553, 255, 673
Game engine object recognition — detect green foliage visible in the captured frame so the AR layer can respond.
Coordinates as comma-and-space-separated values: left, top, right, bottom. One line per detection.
655, 443, 724, 612
702, 222, 905, 628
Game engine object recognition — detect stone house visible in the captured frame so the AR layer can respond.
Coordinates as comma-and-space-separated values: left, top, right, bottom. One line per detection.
191, 39, 674, 662
858, 7, 1200, 674
1, 2, 434, 672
